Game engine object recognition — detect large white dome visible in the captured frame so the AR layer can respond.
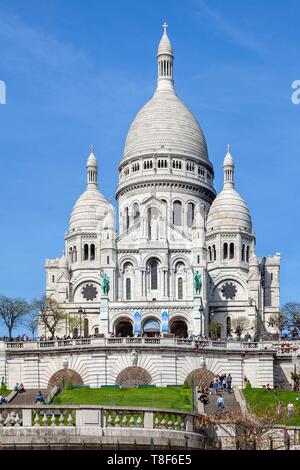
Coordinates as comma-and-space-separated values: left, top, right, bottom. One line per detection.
123, 89, 209, 162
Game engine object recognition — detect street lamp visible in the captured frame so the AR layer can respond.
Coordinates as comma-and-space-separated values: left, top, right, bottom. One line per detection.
78, 307, 86, 338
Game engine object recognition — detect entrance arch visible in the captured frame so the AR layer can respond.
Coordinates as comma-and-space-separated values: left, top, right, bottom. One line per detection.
48, 369, 84, 389
170, 318, 188, 338
116, 367, 152, 387
115, 318, 133, 337
186, 368, 215, 388
142, 318, 160, 337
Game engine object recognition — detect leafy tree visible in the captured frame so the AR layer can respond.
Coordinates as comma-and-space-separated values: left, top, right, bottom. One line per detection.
268, 311, 287, 339
231, 317, 250, 340
208, 321, 223, 340
68, 315, 80, 336
291, 372, 300, 392
0, 295, 31, 340
33, 296, 66, 340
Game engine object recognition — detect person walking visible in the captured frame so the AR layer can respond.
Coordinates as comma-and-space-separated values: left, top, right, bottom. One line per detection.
287, 402, 294, 417
226, 374, 232, 393
217, 394, 225, 414
277, 401, 282, 415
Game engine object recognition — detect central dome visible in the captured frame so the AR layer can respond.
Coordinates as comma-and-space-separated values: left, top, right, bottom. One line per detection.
122, 26, 210, 165
123, 90, 209, 162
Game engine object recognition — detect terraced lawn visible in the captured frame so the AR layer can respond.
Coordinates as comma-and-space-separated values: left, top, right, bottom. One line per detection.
243, 388, 300, 426
53, 387, 192, 411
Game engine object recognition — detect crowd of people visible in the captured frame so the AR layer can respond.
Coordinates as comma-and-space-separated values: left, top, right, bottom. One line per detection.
197, 373, 233, 414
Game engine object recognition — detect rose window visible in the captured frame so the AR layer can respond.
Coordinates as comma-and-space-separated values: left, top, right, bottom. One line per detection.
221, 282, 237, 300
82, 284, 98, 301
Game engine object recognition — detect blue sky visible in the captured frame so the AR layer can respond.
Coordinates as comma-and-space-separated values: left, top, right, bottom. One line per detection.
0, 0, 299, 332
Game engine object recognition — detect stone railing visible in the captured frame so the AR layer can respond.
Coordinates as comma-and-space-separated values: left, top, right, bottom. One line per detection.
0, 405, 195, 432
169, 223, 192, 241
3, 338, 280, 352
116, 221, 141, 242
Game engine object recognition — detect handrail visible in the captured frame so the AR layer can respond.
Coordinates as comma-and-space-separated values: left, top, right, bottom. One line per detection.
116, 221, 141, 242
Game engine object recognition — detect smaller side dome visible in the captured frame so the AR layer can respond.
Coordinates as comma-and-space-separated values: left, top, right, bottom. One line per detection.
68, 147, 109, 232
207, 147, 252, 232
103, 203, 116, 231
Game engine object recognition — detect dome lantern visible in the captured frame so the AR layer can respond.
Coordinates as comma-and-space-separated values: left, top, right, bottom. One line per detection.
157, 22, 175, 93
223, 144, 235, 189
87, 145, 98, 190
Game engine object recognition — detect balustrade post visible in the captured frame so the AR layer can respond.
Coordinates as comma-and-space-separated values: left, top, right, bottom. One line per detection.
22, 409, 32, 427
183, 415, 194, 432
144, 411, 153, 429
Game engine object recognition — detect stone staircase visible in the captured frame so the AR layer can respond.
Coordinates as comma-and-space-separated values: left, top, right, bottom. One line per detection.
204, 391, 241, 417
9, 389, 48, 405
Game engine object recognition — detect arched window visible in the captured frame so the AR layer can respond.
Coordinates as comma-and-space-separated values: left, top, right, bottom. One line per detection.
226, 317, 232, 336
83, 244, 89, 261
213, 245, 216, 261
125, 207, 130, 230
133, 203, 140, 223
187, 202, 195, 228
73, 246, 77, 262
229, 243, 234, 259
90, 244, 95, 261
178, 278, 183, 300
173, 201, 182, 226
69, 247, 73, 262
52, 275, 55, 283
126, 278, 131, 300
223, 243, 228, 260
208, 246, 212, 262
242, 244, 245, 261
150, 259, 158, 290
246, 246, 250, 262
94, 327, 99, 336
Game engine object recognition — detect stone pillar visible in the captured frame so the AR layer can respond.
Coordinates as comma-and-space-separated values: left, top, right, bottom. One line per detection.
193, 294, 203, 336
100, 295, 109, 335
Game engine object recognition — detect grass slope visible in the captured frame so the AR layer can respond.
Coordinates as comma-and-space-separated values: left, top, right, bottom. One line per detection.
53, 387, 192, 411
243, 388, 300, 426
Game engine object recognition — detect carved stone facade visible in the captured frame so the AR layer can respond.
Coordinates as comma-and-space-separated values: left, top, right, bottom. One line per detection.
44, 26, 280, 341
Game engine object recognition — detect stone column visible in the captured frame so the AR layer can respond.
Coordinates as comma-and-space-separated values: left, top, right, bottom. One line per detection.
193, 294, 202, 336
99, 295, 109, 335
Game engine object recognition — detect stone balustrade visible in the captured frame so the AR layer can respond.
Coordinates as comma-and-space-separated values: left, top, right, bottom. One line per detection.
2, 337, 285, 352
0, 405, 195, 432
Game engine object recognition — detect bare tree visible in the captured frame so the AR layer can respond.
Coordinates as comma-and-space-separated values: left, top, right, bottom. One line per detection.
281, 302, 300, 337
0, 295, 30, 340
32, 296, 66, 340
231, 317, 250, 340
25, 311, 39, 339
268, 311, 287, 339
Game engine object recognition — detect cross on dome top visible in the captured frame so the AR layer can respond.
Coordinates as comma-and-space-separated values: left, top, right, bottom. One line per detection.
162, 22, 168, 34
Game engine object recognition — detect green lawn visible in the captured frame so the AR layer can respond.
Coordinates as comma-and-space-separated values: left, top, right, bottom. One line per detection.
243, 388, 300, 426
53, 387, 192, 411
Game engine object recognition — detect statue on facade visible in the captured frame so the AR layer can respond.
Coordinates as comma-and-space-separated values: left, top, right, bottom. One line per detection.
194, 271, 202, 295
100, 271, 110, 296
150, 215, 159, 240
131, 349, 138, 367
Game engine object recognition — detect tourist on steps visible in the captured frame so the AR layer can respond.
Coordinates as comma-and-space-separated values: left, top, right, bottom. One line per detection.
216, 394, 225, 414
35, 391, 45, 404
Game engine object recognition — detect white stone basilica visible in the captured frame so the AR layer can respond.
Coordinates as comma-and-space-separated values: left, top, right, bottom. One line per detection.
44, 25, 280, 341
